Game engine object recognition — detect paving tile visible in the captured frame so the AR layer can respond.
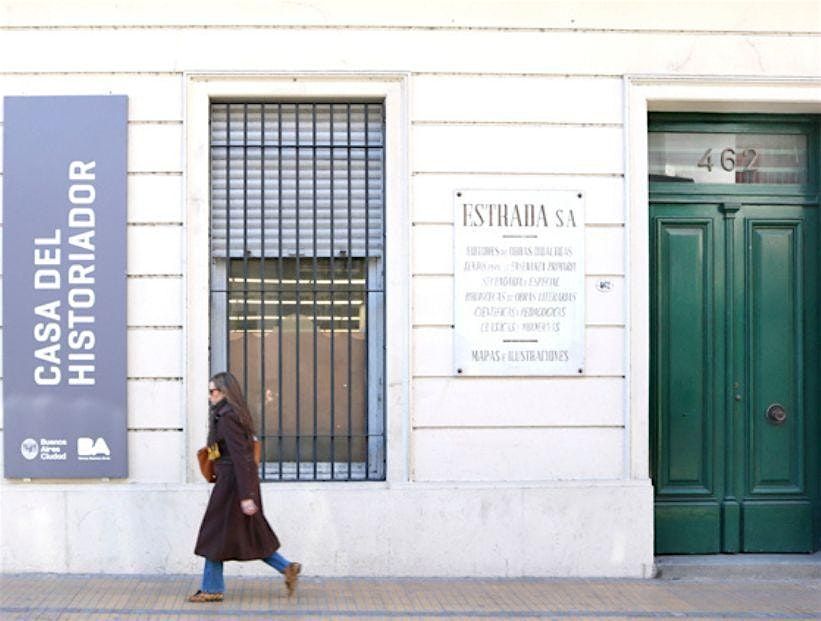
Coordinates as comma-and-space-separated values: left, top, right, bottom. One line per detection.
0, 573, 819, 619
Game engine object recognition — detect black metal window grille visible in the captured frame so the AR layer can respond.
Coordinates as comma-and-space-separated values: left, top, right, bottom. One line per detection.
209, 102, 386, 481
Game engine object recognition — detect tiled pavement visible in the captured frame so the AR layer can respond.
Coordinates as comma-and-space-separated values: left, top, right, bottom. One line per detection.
1, 573, 819, 620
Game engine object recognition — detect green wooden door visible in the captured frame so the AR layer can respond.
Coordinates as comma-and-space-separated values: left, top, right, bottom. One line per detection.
650, 201, 819, 553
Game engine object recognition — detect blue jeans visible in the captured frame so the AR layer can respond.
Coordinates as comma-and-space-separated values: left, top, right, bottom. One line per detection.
201, 552, 291, 593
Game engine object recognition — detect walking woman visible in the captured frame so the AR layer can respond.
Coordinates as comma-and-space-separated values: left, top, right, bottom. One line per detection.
189, 371, 301, 603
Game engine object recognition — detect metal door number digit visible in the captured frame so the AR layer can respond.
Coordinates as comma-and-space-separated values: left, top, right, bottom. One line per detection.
696, 147, 760, 173
766, 403, 787, 425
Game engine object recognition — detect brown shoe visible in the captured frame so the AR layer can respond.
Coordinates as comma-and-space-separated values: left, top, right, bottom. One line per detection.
284, 562, 302, 597
187, 590, 224, 603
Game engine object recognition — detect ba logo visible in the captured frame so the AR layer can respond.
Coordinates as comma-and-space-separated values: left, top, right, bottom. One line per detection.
21, 438, 39, 460
78, 437, 111, 457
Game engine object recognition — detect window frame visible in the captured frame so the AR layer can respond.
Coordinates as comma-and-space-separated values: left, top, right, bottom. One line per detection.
185, 73, 410, 485
647, 112, 819, 199
208, 101, 387, 481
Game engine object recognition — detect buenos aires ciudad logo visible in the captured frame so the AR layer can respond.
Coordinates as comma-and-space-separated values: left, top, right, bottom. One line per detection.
20, 438, 39, 460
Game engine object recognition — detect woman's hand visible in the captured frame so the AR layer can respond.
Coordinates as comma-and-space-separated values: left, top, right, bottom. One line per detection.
240, 498, 258, 516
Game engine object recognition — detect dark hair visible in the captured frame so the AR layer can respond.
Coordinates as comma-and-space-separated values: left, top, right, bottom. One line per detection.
210, 371, 255, 436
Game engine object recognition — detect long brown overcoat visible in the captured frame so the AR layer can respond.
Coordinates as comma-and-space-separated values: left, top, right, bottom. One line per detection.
194, 400, 280, 561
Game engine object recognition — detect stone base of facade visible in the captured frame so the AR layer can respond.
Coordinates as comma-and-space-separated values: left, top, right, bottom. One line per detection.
1, 480, 654, 577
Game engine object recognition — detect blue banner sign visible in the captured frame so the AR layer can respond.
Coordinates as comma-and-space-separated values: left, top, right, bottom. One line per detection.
3, 96, 128, 478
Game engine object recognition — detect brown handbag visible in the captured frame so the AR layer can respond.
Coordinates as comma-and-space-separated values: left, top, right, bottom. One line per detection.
252, 437, 262, 465
196, 446, 217, 483
197, 438, 261, 483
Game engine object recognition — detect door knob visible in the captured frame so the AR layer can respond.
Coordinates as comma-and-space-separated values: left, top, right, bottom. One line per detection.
766, 403, 787, 425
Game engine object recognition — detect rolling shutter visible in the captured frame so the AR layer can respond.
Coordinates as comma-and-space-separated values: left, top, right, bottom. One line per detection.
210, 102, 385, 258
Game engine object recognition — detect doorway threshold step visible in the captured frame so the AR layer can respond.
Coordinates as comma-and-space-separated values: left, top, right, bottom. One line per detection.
655, 552, 821, 580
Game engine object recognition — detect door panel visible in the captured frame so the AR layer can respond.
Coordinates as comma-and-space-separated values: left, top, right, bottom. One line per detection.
748, 221, 802, 492
654, 504, 720, 554
651, 202, 818, 554
743, 502, 813, 552
651, 205, 724, 553
654, 213, 720, 495
740, 207, 817, 552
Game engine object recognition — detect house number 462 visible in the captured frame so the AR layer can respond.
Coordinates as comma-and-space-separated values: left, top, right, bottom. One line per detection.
697, 147, 760, 173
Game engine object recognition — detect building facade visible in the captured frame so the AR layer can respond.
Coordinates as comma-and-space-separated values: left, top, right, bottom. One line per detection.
1, 1, 819, 577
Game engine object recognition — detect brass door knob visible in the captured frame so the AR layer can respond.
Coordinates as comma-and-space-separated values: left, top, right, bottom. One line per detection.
766, 403, 787, 425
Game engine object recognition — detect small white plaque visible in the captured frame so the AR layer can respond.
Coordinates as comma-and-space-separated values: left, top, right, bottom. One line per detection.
453, 189, 585, 376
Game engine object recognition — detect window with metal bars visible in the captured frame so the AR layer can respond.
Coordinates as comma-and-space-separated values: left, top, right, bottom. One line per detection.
209, 102, 385, 481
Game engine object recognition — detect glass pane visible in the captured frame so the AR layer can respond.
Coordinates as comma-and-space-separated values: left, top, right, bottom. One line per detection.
649, 132, 808, 185
226, 257, 371, 479
227, 258, 368, 330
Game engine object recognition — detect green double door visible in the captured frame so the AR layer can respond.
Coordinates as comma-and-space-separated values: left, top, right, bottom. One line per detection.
650, 201, 820, 553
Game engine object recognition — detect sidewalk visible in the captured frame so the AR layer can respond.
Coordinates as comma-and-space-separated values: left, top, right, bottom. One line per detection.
1, 573, 819, 620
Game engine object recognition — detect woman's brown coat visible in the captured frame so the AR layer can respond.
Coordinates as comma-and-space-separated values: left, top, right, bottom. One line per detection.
194, 400, 280, 561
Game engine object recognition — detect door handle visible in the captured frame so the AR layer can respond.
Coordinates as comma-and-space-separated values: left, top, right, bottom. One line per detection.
766, 403, 787, 425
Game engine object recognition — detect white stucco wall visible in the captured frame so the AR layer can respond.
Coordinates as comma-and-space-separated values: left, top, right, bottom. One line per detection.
1, 0, 819, 577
